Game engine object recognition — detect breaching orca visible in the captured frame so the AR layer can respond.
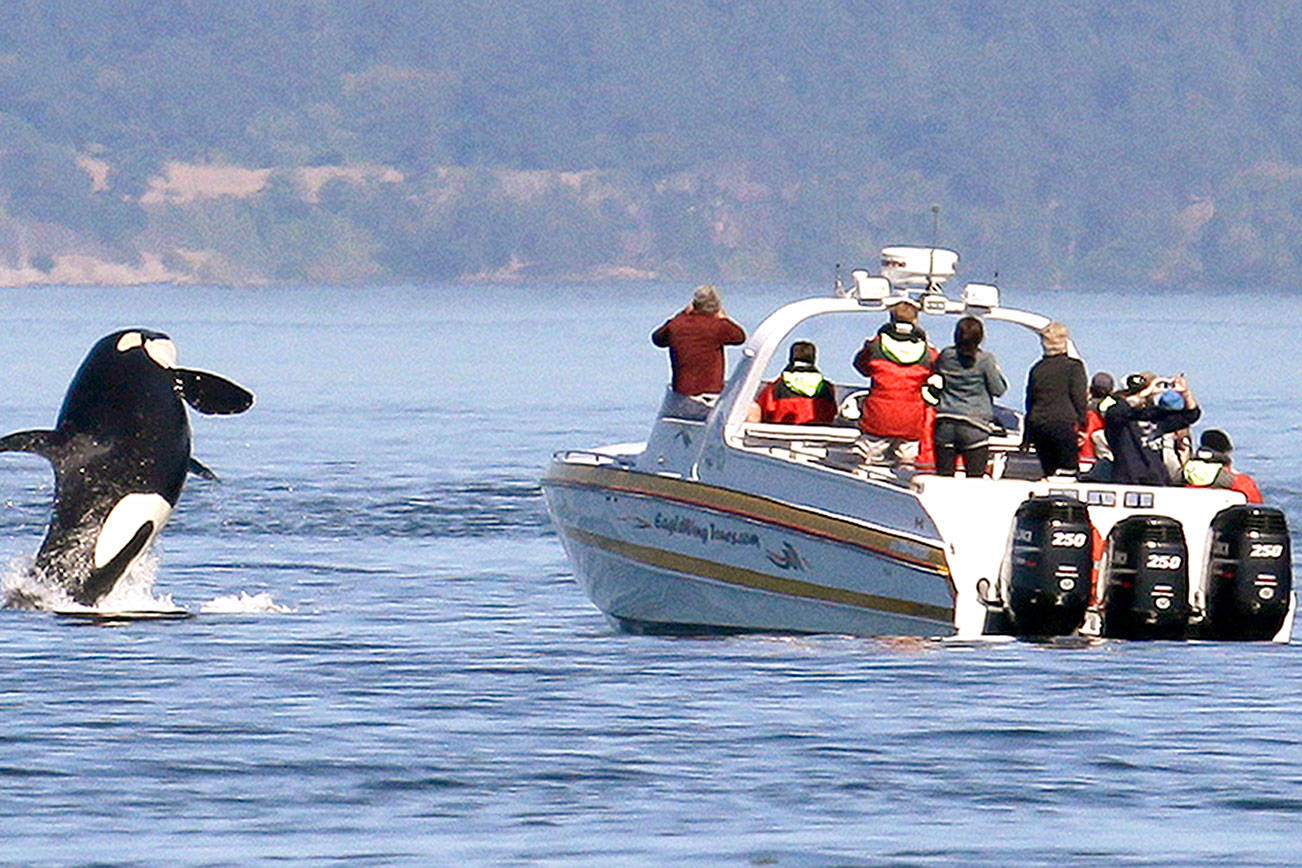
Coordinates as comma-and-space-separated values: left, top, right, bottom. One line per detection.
1, 329, 253, 606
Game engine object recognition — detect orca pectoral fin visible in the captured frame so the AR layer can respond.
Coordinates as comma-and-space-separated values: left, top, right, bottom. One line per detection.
174, 369, 255, 415
78, 521, 155, 605
188, 457, 220, 481
0, 429, 62, 461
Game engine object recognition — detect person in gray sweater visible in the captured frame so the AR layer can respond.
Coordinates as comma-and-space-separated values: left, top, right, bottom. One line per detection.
928, 316, 1008, 477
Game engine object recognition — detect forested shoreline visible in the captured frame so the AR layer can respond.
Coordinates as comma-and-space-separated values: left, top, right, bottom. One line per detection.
0, 1, 1299, 287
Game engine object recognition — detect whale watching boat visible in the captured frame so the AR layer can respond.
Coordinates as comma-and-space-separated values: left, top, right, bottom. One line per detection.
541, 247, 1294, 641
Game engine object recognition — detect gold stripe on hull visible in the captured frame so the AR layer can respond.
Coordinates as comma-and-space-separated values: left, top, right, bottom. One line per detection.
561, 524, 954, 624
544, 461, 949, 577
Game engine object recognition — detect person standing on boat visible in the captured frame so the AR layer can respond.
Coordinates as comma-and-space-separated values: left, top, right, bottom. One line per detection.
1182, 428, 1263, 503
1079, 371, 1115, 466
851, 298, 937, 466
748, 340, 838, 425
651, 285, 747, 420
928, 316, 1007, 477
1023, 322, 1088, 477
1104, 372, 1201, 486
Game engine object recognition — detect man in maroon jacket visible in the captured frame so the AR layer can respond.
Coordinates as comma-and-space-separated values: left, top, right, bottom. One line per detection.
651, 285, 746, 419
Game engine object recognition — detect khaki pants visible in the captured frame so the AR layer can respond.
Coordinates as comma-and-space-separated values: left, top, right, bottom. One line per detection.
853, 435, 919, 465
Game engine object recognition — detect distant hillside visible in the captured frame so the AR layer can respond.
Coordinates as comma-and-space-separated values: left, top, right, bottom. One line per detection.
0, 1, 1299, 287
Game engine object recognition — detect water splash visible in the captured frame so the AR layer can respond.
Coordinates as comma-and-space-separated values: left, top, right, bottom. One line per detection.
200, 591, 295, 614
1, 552, 185, 615
90, 554, 184, 613
1, 553, 73, 610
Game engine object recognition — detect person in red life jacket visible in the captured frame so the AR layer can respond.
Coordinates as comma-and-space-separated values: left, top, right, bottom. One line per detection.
651, 285, 746, 420
1182, 428, 1263, 503
1079, 370, 1114, 464
851, 298, 938, 465
747, 340, 838, 425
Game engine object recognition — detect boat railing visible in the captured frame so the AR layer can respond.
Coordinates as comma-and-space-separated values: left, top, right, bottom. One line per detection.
552, 449, 637, 468
741, 421, 861, 443
736, 413, 1049, 485
737, 421, 882, 479
737, 402, 1022, 453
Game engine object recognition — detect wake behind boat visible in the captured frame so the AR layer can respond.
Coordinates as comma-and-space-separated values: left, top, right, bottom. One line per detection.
542, 248, 1294, 641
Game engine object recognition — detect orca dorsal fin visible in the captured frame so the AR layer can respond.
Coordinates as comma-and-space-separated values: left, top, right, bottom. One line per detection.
188, 457, 220, 481
173, 369, 254, 415
0, 429, 64, 462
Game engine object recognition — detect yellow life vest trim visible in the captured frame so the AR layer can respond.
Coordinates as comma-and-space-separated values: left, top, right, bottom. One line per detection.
879, 333, 927, 365
781, 370, 825, 397
1183, 459, 1223, 487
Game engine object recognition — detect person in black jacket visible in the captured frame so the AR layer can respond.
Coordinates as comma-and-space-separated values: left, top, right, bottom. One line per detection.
1104, 373, 1202, 485
1023, 322, 1088, 476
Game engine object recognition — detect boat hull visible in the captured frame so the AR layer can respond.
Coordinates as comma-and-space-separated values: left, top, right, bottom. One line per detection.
543, 461, 955, 636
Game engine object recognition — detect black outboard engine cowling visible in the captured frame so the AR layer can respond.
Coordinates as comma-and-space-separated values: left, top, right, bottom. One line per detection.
1101, 515, 1190, 640
1202, 505, 1292, 641
1006, 496, 1093, 636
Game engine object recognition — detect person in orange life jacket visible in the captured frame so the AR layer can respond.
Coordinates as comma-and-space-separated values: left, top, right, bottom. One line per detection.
851, 298, 938, 465
747, 340, 838, 425
1182, 428, 1263, 503
1079, 370, 1114, 463
651, 284, 747, 420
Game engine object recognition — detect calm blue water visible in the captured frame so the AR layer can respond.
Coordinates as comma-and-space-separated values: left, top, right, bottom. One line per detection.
0, 281, 1300, 866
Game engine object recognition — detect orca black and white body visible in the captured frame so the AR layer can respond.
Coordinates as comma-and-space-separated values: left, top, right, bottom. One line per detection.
0, 329, 253, 607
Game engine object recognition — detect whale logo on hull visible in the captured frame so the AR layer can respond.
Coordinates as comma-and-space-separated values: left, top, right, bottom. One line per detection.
0, 329, 254, 607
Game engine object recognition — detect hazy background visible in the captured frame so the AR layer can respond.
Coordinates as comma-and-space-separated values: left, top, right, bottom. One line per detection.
0, 1, 1299, 287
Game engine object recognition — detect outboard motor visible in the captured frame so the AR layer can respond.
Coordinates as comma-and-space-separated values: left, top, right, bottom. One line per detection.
1101, 515, 1190, 640
1005, 496, 1093, 636
1202, 505, 1292, 641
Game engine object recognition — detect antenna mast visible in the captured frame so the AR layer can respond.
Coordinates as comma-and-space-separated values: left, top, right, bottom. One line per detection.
927, 203, 941, 292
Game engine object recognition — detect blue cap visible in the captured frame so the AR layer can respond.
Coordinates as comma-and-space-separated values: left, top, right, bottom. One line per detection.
1157, 389, 1185, 410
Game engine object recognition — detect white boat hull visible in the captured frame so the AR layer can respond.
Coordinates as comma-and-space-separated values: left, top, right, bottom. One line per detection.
543, 461, 955, 636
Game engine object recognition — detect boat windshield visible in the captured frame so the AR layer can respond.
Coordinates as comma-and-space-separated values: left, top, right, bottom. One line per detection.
723, 295, 1073, 434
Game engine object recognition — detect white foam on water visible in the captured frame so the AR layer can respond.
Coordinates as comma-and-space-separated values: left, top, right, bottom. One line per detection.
199, 591, 295, 614
2, 552, 293, 617
2, 554, 72, 610
91, 554, 185, 614
1, 552, 186, 615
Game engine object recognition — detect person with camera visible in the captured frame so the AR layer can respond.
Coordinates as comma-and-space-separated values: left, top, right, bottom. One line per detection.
851, 299, 938, 466
1103, 372, 1201, 486
651, 285, 747, 420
